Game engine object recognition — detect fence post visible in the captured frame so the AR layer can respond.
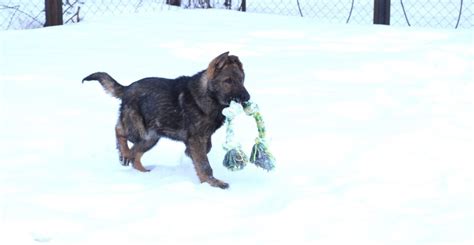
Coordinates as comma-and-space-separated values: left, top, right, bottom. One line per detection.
373, 0, 391, 25
45, 0, 63, 27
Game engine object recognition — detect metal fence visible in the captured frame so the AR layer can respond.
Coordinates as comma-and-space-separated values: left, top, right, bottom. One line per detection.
391, 0, 472, 28
0, 0, 472, 30
0, 0, 44, 29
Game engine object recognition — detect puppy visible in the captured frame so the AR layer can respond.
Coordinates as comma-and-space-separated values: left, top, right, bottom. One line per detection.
83, 52, 250, 189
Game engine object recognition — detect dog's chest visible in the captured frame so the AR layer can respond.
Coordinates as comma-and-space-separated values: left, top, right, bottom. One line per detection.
185, 108, 225, 136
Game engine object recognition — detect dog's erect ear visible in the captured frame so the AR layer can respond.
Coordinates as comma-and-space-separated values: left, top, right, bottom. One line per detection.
207, 52, 229, 78
212, 51, 230, 70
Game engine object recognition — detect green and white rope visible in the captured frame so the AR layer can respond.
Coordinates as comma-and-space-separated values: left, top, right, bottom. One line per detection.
222, 100, 275, 171
222, 101, 248, 171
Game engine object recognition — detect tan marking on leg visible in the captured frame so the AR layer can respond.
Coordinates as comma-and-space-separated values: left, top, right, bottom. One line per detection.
132, 152, 149, 172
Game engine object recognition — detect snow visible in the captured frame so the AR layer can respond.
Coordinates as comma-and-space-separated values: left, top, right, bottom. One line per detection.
1, 9, 473, 245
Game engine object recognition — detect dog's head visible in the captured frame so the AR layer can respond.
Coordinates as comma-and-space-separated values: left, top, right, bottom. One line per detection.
205, 52, 250, 106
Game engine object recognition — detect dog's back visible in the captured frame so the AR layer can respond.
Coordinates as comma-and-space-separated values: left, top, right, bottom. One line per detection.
123, 74, 201, 141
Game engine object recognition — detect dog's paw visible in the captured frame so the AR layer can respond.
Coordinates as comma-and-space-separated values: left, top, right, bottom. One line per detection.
119, 155, 132, 166
206, 176, 229, 189
132, 163, 150, 172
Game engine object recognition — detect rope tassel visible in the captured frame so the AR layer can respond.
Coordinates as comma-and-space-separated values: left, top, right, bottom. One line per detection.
222, 147, 248, 171
222, 101, 275, 171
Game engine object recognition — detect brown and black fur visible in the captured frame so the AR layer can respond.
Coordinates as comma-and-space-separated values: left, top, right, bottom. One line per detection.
82, 52, 250, 189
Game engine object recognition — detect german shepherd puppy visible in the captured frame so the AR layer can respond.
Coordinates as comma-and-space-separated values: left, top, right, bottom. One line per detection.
82, 52, 250, 189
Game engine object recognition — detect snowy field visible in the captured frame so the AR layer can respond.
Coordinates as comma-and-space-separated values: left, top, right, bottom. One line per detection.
1, 9, 473, 245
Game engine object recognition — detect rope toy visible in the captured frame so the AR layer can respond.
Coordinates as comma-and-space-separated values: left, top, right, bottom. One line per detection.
222, 100, 275, 171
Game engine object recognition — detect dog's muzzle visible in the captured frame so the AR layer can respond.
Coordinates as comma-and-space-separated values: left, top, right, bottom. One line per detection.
233, 89, 250, 104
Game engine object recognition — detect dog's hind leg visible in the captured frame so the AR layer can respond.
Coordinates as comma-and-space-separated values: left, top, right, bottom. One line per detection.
129, 131, 160, 172
117, 105, 155, 170
115, 122, 131, 166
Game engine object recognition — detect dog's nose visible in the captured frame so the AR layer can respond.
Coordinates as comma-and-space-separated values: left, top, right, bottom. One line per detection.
240, 90, 250, 103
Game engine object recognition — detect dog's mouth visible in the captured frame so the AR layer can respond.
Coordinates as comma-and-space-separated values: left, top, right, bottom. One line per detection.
229, 90, 251, 105
222, 96, 249, 106
214, 89, 250, 107
231, 97, 245, 104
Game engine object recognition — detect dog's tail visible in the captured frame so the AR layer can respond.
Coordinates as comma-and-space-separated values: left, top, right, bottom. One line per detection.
82, 72, 125, 99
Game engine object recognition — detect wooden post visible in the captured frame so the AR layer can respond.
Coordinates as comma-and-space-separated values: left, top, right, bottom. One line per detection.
373, 0, 391, 25
45, 0, 63, 27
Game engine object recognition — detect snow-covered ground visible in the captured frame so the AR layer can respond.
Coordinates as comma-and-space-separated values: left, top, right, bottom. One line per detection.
1, 9, 473, 245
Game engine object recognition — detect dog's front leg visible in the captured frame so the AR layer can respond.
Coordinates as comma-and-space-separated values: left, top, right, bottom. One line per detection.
186, 137, 229, 189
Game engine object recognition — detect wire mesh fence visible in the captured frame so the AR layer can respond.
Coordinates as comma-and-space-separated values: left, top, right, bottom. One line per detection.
0, 0, 472, 30
391, 0, 472, 28
0, 0, 44, 29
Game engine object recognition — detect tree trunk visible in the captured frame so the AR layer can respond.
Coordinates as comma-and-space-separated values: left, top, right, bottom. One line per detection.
45, 0, 63, 27
166, 0, 181, 6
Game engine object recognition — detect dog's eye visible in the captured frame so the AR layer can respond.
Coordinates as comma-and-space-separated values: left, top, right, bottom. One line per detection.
224, 79, 232, 84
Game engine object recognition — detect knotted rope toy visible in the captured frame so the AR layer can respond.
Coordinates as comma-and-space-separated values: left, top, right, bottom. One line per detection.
222, 100, 275, 171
